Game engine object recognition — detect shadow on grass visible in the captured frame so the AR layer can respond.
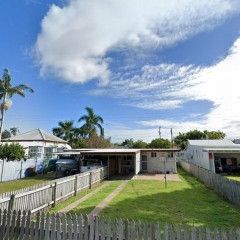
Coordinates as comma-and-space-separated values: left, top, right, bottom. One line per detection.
100, 169, 240, 229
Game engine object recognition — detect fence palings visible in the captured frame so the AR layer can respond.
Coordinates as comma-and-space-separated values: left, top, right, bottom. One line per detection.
0, 210, 239, 240
0, 167, 108, 213
179, 160, 240, 206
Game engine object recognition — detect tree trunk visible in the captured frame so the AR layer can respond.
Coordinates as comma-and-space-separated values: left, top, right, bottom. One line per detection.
0, 94, 7, 142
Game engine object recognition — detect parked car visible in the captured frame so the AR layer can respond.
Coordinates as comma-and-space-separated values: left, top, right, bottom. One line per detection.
56, 158, 80, 177
45, 158, 58, 172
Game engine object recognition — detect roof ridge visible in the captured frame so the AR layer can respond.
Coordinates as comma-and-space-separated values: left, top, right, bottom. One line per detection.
38, 128, 45, 141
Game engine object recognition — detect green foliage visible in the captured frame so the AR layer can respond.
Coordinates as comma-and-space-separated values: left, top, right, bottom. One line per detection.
78, 107, 104, 137
0, 143, 25, 161
148, 138, 172, 148
174, 129, 226, 149
9, 127, 19, 136
53, 120, 76, 141
71, 134, 112, 148
203, 130, 226, 139
120, 138, 135, 148
53, 107, 105, 147
1, 130, 11, 139
132, 140, 148, 148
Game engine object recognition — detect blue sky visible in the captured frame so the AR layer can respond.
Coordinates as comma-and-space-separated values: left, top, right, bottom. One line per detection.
0, 0, 240, 142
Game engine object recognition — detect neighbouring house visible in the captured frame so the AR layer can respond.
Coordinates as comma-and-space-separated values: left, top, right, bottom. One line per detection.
185, 139, 240, 173
62, 148, 179, 176
2, 128, 71, 160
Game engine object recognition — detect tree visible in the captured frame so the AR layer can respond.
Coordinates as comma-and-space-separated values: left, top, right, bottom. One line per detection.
0, 69, 33, 142
120, 138, 134, 148
0, 143, 25, 181
1, 130, 11, 139
204, 130, 226, 139
174, 129, 226, 149
52, 121, 75, 141
148, 138, 171, 148
132, 140, 148, 148
78, 107, 104, 137
10, 127, 19, 136
86, 133, 112, 148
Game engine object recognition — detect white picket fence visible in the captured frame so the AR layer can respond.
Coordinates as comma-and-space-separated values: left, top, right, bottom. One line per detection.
179, 160, 240, 206
0, 167, 108, 213
0, 210, 239, 240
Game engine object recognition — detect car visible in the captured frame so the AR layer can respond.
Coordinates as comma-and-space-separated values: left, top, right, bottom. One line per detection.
45, 158, 58, 172
56, 158, 80, 176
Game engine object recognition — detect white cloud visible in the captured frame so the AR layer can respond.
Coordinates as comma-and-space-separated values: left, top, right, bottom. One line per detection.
35, 0, 240, 84
136, 38, 240, 138
99, 37, 240, 141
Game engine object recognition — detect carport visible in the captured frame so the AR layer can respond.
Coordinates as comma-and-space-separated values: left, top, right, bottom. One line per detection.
203, 148, 240, 173
78, 149, 141, 177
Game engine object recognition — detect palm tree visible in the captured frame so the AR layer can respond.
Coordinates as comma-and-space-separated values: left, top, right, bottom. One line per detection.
10, 127, 19, 136
0, 69, 33, 142
52, 121, 75, 141
78, 107, 104, 137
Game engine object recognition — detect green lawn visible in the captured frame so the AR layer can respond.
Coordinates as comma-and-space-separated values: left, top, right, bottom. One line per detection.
101, 169, 240, 228
226, 176, 240, 182
50, 182, 105, 213
67, 180, 122, 215
0, 172, 55, 194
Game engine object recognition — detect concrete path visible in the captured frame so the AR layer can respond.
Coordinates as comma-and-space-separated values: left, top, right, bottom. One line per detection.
59, 182, 110, 213
87, 180, 129, 223
133, 173, 182, 181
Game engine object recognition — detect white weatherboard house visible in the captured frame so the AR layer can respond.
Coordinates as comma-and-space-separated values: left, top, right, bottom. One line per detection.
64, 148, 179, 176
3, 128, 71, 159
185, 140, 240, 173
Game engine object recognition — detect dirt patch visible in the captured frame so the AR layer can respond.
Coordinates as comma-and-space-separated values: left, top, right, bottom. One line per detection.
133, 173, 181, 181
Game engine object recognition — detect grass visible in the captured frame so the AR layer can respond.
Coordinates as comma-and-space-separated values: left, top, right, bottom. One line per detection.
100, 169, 240, 228
0, 172, 55, 194
67, 180, 122, 215
50, 182, 105, 213
226, 176, 240, 182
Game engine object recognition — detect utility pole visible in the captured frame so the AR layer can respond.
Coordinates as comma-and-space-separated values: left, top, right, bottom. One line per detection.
158, 126, 161, 138
170, 128, 173, 148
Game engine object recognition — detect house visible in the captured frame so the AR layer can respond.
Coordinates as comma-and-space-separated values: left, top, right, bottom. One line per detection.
3, 128, 71, 160
62, 148, 179, 176
185, 140, 240, 173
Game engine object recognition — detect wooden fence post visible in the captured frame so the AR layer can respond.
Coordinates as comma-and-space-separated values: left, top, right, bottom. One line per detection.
89, 172, 92, 189
74, 176, 78, 196
8, 194, 15, 212
52, 182, 57, 207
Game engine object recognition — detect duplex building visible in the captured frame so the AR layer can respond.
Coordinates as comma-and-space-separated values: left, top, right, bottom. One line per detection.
64, 148, 179, 176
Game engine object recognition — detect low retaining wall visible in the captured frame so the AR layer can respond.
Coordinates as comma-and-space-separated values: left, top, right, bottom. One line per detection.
179, 160, 240, 206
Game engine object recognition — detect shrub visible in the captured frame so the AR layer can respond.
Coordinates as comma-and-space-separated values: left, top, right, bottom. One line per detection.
0, 143, 25, 161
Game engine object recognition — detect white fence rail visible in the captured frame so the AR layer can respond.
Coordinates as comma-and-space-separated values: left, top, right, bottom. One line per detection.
0, 210, 239, 240
0, 167, 108, 213
179, 160, 240, 206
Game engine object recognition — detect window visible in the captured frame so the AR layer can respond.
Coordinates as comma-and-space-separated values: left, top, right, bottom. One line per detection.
28, 146, 43, 159
151, 152, 157, 158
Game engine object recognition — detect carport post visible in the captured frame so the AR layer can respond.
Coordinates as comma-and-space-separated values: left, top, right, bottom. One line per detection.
107, 155, 110, 179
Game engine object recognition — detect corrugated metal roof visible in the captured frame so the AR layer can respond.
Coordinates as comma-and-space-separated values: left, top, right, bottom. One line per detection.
203, 148, 240, 152
3, 129, 67, 143
63, 148, 180, 155
188, 139, 238, 148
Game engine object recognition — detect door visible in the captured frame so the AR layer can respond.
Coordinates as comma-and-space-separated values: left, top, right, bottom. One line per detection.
141, 155, 148, 172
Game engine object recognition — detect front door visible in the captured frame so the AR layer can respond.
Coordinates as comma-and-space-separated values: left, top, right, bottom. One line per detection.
141, 155, 148, 172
